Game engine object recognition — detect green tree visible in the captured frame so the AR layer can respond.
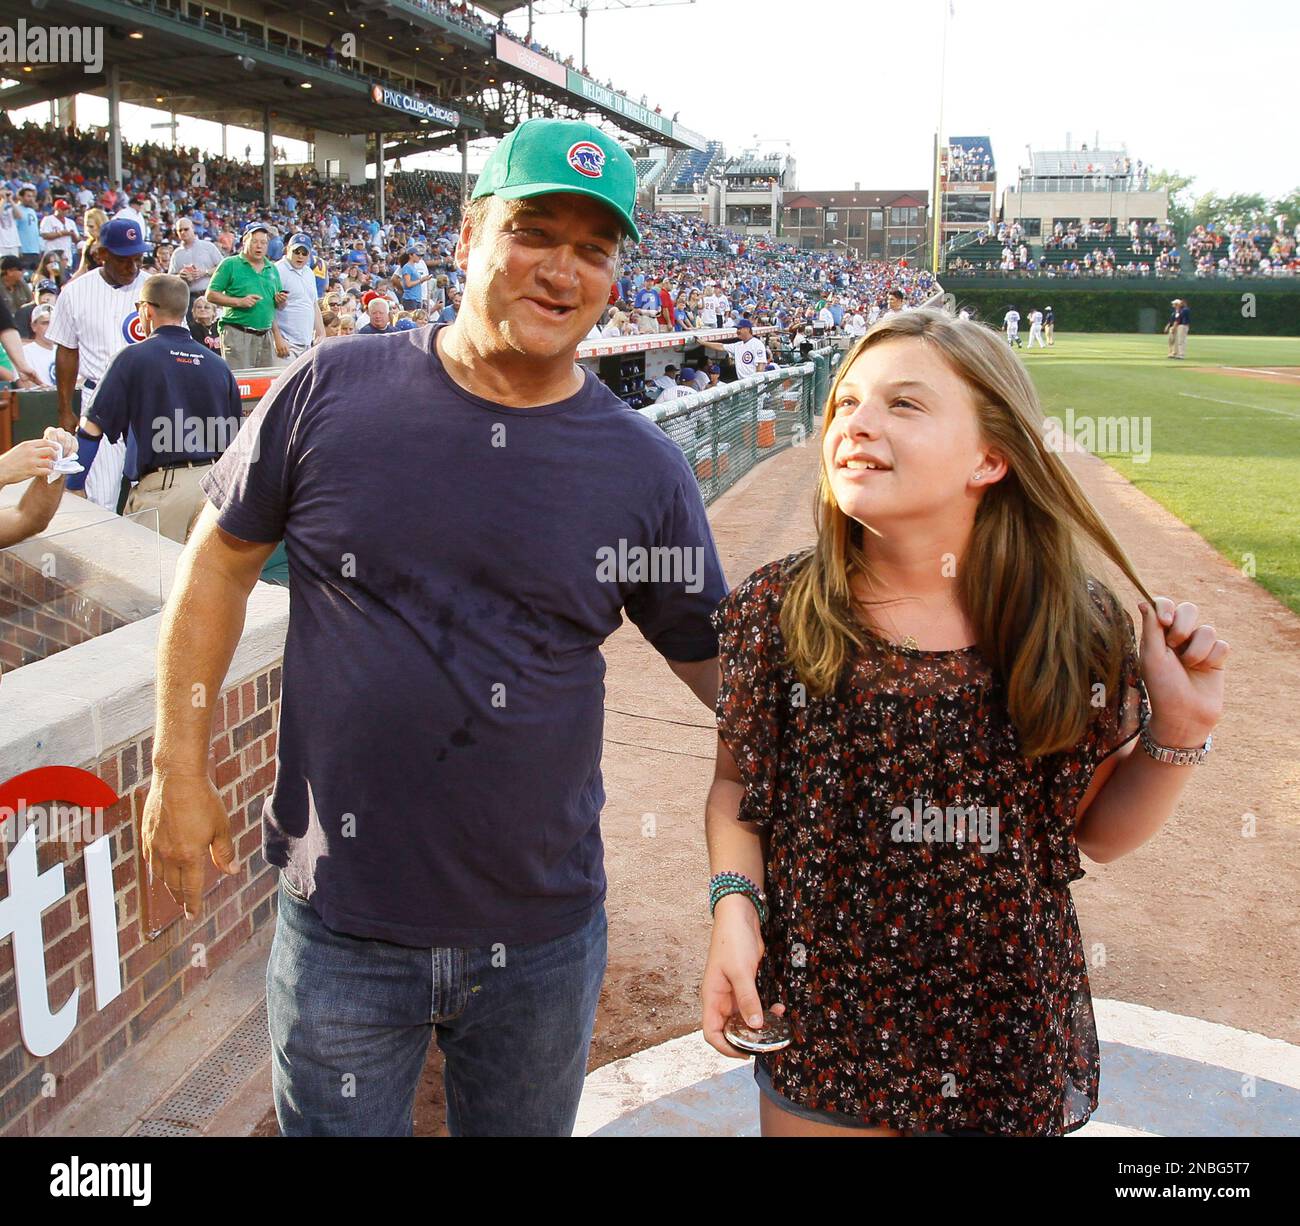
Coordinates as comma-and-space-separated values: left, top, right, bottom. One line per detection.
1148, 168, 1196, 234
1268, 187, 1300, 228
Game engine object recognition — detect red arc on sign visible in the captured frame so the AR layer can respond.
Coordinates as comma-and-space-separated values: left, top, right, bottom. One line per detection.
0, 766, 119, 812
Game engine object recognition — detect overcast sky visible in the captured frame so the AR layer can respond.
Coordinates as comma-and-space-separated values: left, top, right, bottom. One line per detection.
499, 0, 1293, 202
5, 0, 1290, 204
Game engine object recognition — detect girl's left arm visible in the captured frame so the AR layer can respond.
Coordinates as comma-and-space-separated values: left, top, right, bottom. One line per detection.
1074, 596, 1228, 864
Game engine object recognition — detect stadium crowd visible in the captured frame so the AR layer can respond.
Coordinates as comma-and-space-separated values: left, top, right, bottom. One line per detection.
590, 210, 937, 344
0, 117, 936, 390
945, 212, 1297, 279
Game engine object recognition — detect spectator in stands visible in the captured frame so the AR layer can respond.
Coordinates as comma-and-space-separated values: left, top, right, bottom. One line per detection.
206, 221, 289, 368
189, 294, 221, 353
16, 280, 57, 339
72, 207, 107, 279
170, 215, 224, 303
0, 186, 19, 260
0, 428, 78, 548
39, 200, 78, 267
14, 183, 41, 269
275, 234, 325, 360
33, 250, 65, 290
22, 304, 57, 386
399, 245, 434, 312
0, 254, 30, 316
357, 294, 393, 334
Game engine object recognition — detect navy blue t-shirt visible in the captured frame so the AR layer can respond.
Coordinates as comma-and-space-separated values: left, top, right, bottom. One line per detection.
90, 325, 243, 479
201, 324, 727, 947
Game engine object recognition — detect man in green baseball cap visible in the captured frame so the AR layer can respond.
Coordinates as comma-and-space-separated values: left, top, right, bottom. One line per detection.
443, 116, 641, 392
157, 115, 726, 1138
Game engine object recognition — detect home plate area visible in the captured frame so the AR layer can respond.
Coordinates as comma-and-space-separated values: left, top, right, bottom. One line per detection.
574, 1000, 1300, 1137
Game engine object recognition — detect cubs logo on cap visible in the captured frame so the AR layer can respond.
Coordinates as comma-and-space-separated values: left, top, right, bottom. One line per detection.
100, 217, 149, 256
567, 141, 605, 179
471, 118, 640, 243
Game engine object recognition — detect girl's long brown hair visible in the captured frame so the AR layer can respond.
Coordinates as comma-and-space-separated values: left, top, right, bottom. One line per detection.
781, 307, 1153, 757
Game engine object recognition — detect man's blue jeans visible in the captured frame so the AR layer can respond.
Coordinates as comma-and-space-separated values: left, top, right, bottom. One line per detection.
266, 874, 608, 1136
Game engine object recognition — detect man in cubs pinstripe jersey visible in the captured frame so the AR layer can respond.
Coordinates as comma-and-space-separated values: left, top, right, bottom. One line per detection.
46, 217, 148, 511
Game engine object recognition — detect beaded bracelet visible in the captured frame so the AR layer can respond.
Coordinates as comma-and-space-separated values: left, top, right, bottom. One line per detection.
709, 871, 768, 925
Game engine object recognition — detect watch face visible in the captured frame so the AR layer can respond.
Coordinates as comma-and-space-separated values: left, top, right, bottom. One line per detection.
723, 1009, 792, 1054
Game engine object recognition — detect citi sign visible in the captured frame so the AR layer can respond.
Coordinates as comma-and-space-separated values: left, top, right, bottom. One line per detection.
0, 767, 123, 1058
369, 83, 459, 128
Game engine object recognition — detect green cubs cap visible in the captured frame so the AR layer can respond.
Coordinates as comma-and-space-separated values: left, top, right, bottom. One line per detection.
472, 118, 640, 243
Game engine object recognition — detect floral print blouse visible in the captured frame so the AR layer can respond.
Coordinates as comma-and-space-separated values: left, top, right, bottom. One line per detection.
711, 552, 1149, 1136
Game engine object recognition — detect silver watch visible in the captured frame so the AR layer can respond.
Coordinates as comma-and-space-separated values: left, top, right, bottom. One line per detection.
1140, 725, 1213, 766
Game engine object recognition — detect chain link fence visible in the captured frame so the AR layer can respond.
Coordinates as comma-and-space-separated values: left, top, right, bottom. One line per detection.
640, 347, 844, 505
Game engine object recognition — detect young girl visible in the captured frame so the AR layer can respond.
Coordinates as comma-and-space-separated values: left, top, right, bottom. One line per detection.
701, 308, 1227, 1137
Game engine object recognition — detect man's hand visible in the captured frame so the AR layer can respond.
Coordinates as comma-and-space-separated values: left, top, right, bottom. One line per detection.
239, 294, 261, 310
273, 290, 288, 308
42, 425, 76, 459
0, 436, 61, 486
140, 770, 239, 919
274, 336, 291, 359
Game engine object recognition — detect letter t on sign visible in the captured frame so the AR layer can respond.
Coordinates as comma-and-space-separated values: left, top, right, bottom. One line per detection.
0, 824, 79, 1058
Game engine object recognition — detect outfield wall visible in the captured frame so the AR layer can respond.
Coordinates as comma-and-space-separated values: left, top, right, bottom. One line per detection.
942, 279, 1299, 335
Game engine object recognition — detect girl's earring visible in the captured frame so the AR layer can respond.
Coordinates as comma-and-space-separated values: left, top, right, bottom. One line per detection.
973, 470, 984, 481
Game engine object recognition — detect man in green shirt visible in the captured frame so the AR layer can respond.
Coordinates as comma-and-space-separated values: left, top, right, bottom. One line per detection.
205, 221, 289, 369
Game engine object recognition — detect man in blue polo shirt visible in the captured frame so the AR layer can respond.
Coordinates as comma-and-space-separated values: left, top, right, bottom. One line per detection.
14, 183, 42, 270
141, 119, 727, 1138
66, 273, 242, 542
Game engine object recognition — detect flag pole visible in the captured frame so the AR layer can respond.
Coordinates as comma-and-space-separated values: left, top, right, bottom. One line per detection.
931, 0, 951, 276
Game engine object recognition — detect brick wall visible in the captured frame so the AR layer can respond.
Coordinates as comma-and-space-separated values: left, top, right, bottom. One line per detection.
0, 662, 282, 1136
0, 550, 130, 673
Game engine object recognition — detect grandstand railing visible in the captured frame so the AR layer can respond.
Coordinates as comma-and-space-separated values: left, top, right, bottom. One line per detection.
1010, 178, 1151, 194
640, 349, 843, 506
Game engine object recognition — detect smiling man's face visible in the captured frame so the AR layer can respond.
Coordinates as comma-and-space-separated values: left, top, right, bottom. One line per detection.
457, 193, 621, 362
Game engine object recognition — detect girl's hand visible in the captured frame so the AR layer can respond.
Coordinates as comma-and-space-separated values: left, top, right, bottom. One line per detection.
701, 894, 769, 1058
1138, 596, 1228, 746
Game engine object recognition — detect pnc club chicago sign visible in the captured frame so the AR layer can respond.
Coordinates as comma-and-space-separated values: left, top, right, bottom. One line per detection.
370, 83, 459, 129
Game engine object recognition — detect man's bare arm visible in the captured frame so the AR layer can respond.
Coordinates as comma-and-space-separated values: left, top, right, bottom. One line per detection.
141, 502, 278, 917
667, 655, 720, 710
152, 501, 278, 775
0, 476, 65, 548
54, 343, 79, 430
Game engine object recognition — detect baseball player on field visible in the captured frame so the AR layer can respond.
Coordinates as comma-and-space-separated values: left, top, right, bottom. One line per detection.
1003, 306, 1022, 348
45, 217, 148, 511
1027, 307, 1046, 348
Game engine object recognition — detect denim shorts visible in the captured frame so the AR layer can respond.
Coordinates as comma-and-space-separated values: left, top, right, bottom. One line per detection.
754, 1058, 991, 1137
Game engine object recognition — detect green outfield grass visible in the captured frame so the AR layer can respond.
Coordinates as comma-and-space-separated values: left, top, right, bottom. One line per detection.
1022, 333, 1300, 613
